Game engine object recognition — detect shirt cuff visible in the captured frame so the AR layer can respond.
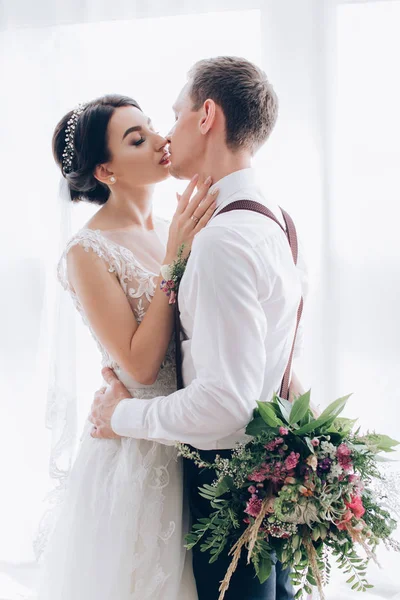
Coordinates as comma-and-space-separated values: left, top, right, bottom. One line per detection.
111, 398, 147, 438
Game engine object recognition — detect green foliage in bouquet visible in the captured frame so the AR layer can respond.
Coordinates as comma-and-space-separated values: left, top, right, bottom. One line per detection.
178, 392, 399, 600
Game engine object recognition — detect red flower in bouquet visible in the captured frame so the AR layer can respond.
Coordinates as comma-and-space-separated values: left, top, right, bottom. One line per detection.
345, 494, 366, 519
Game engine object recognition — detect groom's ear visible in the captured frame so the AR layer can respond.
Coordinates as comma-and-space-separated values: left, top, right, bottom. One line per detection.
199, 99, 216, 135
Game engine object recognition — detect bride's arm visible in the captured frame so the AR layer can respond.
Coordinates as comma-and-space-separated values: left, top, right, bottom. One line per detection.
67, 179, 217, 385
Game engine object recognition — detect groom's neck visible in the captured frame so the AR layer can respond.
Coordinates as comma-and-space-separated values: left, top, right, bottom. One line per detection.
197, 145, 252, 187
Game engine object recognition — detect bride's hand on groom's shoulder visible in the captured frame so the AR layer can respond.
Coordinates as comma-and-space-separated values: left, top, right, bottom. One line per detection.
89, 368, 132, 439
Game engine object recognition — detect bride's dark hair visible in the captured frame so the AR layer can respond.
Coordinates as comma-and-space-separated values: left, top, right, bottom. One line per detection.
53, 94, 142, 205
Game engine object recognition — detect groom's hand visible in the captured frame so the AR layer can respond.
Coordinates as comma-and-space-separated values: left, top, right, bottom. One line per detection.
89, 367, 132, 439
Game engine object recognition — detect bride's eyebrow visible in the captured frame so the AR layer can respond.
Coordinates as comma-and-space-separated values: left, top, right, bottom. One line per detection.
122, 118, 152, 141
122, 126, 142, 140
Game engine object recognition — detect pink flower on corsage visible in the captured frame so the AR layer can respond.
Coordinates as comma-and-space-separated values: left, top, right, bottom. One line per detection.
160, 279, 177, 304
279, 427, 289, 436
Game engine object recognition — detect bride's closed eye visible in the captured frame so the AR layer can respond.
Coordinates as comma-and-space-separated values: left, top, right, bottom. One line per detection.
132, 137, 145, 146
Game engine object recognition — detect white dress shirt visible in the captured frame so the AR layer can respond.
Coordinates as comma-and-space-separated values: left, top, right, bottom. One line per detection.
111, 168, 308, 450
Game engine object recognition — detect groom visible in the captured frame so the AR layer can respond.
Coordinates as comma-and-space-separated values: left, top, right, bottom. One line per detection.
90, 56, 305, 599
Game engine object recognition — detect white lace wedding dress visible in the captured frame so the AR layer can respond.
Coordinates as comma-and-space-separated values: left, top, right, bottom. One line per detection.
36, 223, 197, 600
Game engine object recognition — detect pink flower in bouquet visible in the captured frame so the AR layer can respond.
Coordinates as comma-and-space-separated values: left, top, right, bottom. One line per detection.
244, 497, 263, 518
248, 469, 268, 483
265, 437, 284, 451
337, 443, 353, 471
337, 443, 351, 457
345, 494, 365, 519
248, 485, 257, 494
284, 452, 300, 471
337, 510, 353, 530
311, 438, 320, 447
271, 462, 287, 484
279, 427, 289, 436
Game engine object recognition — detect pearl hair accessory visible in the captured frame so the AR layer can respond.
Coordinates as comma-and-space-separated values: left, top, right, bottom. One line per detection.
62, 103, 88, 174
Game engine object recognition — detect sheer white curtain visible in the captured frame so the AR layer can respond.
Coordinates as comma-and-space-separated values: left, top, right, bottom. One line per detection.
320, 1, 400, 596
0, 0, 399, 598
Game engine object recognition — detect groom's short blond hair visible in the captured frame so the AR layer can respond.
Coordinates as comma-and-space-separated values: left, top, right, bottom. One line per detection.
188, 56, 278, 153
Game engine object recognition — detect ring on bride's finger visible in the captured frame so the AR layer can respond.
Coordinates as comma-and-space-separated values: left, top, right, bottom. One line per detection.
191, 215, 200, 224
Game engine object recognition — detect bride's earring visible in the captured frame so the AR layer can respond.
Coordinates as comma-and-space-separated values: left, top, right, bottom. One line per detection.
109, 176, 116, 184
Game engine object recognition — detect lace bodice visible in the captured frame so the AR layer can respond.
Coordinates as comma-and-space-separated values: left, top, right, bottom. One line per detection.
57, 224, 177, 398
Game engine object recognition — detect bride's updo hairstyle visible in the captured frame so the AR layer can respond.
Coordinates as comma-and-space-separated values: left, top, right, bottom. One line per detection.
53, 94, 142, 205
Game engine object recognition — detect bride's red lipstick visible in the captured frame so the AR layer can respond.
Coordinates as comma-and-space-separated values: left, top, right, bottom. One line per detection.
159, 151, 171, 166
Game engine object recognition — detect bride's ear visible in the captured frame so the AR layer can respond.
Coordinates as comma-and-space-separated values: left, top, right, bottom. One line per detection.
94, 164, 116, 186
199, 99, 216, 135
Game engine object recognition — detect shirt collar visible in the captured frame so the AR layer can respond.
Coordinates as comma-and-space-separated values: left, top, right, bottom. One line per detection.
209, 168, 258, 210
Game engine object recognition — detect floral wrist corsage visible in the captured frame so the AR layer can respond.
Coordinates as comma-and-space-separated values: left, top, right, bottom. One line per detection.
160, 244, 189, 305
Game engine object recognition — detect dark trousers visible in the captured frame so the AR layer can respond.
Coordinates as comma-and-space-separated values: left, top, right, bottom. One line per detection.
184, 449, 295, 600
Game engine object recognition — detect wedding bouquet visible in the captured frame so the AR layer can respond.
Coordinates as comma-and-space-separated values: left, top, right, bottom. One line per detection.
178, 392, 399, 600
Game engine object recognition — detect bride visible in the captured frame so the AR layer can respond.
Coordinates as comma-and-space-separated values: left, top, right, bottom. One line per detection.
36, 94, 217, 599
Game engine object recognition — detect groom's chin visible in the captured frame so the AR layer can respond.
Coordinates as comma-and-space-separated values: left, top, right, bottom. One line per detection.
168, 163, 188, 181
